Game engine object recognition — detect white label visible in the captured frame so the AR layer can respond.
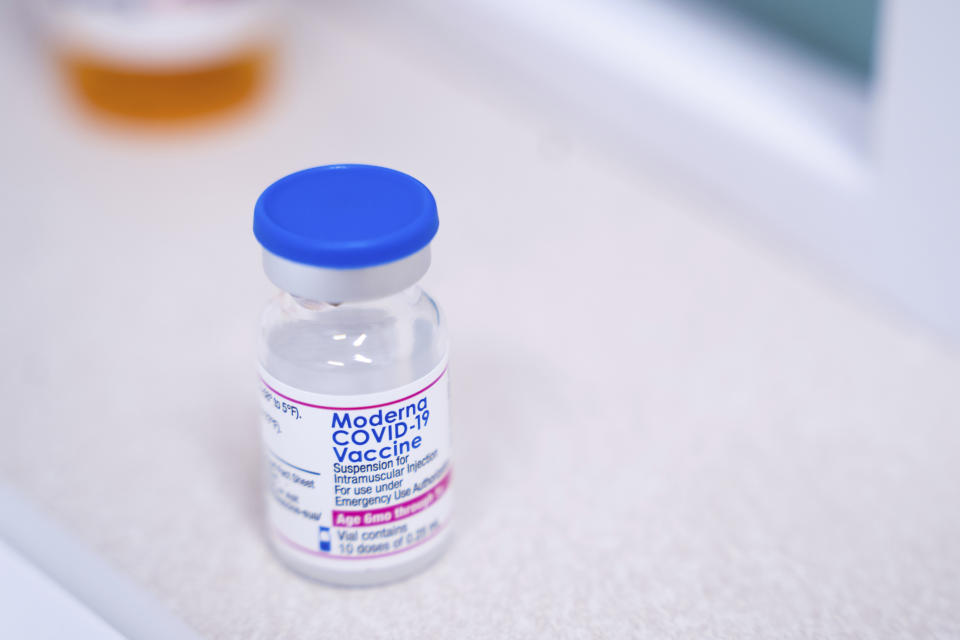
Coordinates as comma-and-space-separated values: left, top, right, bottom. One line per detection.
258, 358, 452, 570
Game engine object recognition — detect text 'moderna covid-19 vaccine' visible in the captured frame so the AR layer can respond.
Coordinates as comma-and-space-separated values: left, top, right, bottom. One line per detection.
253, 165, 452, 586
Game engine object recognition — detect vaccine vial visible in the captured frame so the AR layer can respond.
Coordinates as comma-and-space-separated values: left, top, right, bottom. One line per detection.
253, 165, 453, 586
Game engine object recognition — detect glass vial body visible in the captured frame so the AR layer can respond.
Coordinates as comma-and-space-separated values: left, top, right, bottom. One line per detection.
258, 285, 452, 586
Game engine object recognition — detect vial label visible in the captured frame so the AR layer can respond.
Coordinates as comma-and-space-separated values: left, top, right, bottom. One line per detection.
258, 358, 452, 570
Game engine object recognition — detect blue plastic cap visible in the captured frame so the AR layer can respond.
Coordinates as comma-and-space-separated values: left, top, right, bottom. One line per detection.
253, 165, 439, 269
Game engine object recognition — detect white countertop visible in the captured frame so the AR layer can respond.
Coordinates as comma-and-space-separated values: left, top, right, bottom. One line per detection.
1, 4, 959, 638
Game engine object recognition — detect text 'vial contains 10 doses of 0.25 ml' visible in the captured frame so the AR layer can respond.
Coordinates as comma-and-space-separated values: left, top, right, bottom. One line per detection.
253, 165, 452, 586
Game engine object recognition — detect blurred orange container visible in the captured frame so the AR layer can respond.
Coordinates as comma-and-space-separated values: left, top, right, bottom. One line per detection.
43, 0, 278, 121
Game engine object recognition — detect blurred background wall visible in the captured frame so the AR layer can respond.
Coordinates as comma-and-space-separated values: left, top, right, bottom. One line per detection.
352, 0, 959, 340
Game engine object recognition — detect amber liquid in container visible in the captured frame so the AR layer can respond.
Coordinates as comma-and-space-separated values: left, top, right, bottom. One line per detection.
46, 0, 276, 122
61, 49, 270, 121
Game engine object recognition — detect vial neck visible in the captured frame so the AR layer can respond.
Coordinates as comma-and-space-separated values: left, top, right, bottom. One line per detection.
286, 285, 421, 310
262, 247, 431, 302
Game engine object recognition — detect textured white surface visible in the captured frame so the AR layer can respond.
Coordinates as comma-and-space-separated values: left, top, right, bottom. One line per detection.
1, 4, 959, 639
